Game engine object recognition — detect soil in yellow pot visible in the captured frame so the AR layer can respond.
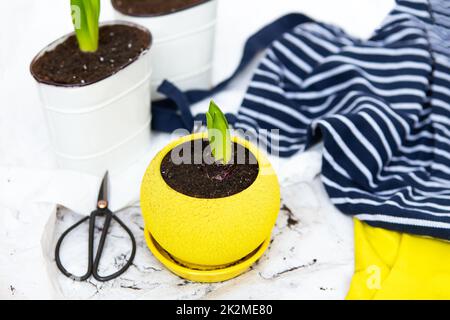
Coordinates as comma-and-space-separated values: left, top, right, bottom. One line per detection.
140, 132, 280, 268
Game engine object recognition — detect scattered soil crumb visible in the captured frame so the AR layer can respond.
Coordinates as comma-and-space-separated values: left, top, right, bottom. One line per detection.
320, 287, 335, 291
281, 204, 299, 228
177, 280, 191, 286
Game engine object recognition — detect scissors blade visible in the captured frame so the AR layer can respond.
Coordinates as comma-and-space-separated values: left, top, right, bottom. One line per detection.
97, 171, 109, 205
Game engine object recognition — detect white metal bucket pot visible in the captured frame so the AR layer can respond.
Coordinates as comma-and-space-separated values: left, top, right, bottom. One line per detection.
30, 22, 153, 177
112, 0, 217, 100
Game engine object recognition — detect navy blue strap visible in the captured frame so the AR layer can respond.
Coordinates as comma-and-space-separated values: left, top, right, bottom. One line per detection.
151, 13, 314, 132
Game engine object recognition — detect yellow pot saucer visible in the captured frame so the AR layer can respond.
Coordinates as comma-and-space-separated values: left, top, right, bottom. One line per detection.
144, 227, 270, 283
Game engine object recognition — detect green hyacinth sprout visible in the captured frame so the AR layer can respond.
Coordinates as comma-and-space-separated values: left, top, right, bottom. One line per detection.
70, 0, 100, 52
206, 100, 232, 164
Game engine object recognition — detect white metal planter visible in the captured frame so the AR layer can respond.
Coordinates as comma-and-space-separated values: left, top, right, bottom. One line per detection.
113, 0, 217, 100
30, 22, 153, 177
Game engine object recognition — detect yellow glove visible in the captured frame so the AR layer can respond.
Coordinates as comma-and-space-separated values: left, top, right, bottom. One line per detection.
346, 219, 450, 300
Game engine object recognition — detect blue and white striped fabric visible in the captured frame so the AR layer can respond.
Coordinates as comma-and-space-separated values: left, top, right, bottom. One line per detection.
235, 0, 450, 240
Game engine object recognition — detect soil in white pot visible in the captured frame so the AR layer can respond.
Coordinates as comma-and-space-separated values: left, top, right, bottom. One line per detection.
160, 139, 259, 198
111, 0, 209, 17
30, 24, 151, 86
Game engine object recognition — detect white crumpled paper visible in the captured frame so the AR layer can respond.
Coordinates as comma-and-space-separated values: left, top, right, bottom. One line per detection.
1, 0, 392, 299
0, 134, 166, 298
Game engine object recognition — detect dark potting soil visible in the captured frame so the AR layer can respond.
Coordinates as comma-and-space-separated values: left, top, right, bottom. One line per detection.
160, 139, 259, 198
111, 0, 209, 17
30, 24, 151, 86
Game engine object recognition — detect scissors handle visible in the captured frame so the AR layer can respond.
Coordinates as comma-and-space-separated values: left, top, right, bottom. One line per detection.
91, 209, 137, 282
54, 209, 136, 282
54, 213, 95, 281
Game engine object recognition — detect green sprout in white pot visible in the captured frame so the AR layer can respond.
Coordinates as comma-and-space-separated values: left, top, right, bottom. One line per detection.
30, 0, 152, 176
70, 0, 100, 52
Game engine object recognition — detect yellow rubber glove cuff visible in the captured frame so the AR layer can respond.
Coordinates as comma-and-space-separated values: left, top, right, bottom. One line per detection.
347, 219, 450, 300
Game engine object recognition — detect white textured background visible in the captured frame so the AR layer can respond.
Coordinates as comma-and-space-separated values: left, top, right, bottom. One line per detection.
0, 0, 394, 299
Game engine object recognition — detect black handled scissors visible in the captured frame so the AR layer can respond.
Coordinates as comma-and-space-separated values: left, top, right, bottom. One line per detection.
55, 172, 136, 282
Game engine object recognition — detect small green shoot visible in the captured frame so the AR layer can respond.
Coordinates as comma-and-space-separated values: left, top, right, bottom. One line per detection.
206, 100, 232, 164
70, 0, 100, 52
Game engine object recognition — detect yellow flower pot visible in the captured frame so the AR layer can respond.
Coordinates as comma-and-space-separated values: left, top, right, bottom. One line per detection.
140, 132, 280, 281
